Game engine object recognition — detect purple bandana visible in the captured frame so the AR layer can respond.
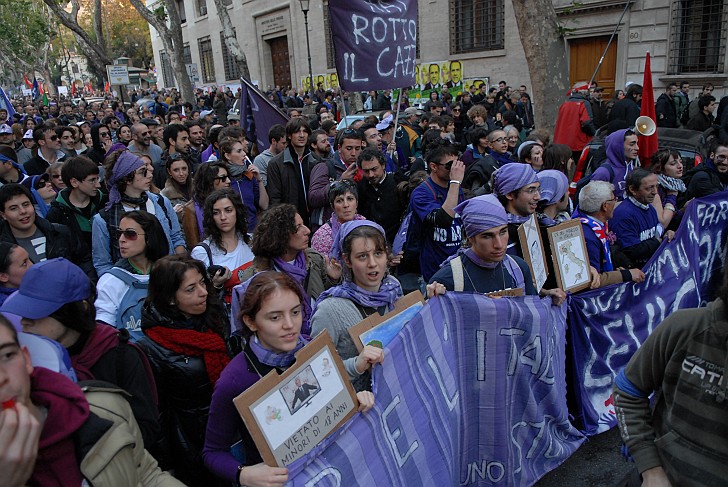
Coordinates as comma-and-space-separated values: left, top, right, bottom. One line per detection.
329, 219, 386, 263
537, 170, 569, 206
105, 149, 145, 210
493, 162, 538, 196
454, 194, 508, 238
314, 277, 402, 313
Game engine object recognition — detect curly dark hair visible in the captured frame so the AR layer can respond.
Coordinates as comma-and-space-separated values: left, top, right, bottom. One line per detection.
251, 204, 298, 258
193, 161, 228, 206
202, 189, 249, 249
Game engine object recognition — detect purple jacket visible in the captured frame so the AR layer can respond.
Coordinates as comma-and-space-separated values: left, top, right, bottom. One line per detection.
590, 128, 636, 201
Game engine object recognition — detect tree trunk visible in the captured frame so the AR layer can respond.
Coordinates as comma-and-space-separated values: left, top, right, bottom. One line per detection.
212, 0, 250, 79
128, 0, 194, 103
40, 0, 112, 73
93, 0, 104, 50
511, 0, 569, 135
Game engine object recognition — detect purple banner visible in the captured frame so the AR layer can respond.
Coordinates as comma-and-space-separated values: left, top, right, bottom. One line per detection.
286, 293, 583, 485
328, 0, 418, 91
239, 78, 289, 152
568, 192, 728, 435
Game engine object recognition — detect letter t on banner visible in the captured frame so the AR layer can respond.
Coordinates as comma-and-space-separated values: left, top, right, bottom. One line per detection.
328, 0, 418, 91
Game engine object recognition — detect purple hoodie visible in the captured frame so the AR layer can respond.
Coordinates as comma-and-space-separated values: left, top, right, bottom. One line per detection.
590, 128, 637, 200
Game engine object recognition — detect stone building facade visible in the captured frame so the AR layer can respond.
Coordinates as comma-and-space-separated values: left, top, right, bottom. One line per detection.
149, 0, 726, 101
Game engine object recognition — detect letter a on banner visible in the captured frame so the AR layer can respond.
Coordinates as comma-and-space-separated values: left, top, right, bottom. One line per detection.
328, 0, 418, 91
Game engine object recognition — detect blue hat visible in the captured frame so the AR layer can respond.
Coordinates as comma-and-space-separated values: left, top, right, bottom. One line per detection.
0, 258, 90, 319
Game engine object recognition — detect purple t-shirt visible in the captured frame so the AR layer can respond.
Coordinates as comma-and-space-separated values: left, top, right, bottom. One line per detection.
411, 178, 463, 281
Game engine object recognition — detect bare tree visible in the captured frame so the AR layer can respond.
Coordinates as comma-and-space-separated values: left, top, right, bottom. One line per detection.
211, 0, 250, 79
128, 0, 194, 103
40, 0, 112, 81
511, 0, 570, 134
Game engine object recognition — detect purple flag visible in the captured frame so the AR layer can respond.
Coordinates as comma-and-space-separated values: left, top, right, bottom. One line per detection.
239, 78, 289, 152
0, 87, 16, 120
568, 191, 727, 435
328, 0, 418, 91
285, 294, 583, 484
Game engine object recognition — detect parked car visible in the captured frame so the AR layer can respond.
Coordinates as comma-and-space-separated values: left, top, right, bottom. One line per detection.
569, 127, 716, 197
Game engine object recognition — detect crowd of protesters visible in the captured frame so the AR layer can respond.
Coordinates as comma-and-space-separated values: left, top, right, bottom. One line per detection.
0, 76, 726, 487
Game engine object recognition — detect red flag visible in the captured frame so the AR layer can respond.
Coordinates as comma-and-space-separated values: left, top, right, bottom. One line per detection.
638, 52, 658, 165
104, 81, 110, 93
71, 83, 77, 96
38, 83, 44, 96
23, 74, 32, 89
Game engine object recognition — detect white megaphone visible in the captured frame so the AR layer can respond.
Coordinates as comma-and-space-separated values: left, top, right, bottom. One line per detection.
635, 116, 656, 136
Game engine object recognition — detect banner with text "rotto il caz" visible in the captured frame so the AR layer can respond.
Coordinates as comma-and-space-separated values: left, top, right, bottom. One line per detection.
285, 293, 584, 486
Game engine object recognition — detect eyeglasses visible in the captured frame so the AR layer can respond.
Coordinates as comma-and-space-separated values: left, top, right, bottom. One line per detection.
214, 174, 229, 182
117, 229, 145, 241
48, 135, 58, 141
135, 167, 149, 177
715, 155, 728, 163
605, 197, 618, 202
520, 186, 540, 195
491, 137, 507, 143
83, 177, 99, 185
507, 136, 519, 141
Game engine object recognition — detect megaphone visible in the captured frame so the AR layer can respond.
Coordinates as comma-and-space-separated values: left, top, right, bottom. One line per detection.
635, 116, 656, 136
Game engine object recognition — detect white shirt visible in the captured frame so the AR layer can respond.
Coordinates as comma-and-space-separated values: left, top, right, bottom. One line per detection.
190, 236, 254, 271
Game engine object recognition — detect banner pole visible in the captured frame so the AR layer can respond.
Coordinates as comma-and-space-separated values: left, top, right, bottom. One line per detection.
390, 89, 402, 158
340, 90, 349, 128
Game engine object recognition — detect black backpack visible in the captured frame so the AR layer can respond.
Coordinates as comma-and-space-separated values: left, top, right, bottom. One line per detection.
573, 163, 615, 204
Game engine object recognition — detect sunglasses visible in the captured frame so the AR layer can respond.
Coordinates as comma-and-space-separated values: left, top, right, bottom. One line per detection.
48, 135, 58, 141
99, 132, 111, 138
214, 174, 229, 182
451, 108, 461, 112
136, 167, 149, 177
117, 229, 145, 240
437, 159, 457, 170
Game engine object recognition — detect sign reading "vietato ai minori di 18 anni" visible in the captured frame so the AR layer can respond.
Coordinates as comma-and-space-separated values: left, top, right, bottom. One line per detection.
328, 0, 418, 91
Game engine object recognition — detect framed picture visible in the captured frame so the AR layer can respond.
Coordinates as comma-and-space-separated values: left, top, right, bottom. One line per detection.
348, 291, 424, 352
517, 214, 549, 292
233, 331, 359, 467
546, 219, 592, 293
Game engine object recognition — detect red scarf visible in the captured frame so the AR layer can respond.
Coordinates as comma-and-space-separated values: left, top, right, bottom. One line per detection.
71, 324, 120, 381
30, 367, 89, 487
145, 326, 230, 384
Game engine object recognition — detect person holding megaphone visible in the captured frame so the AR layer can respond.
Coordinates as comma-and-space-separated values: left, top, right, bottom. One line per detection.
589, 128, 641, 202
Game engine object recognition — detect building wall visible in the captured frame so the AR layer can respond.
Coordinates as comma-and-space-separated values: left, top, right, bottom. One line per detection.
149, 0, 726, 101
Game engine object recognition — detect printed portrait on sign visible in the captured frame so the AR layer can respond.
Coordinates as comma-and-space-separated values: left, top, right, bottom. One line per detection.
280, 366, 321, 415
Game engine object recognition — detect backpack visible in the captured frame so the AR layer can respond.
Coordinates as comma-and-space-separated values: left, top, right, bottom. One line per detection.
573, 162, 615, 204
106, 268, 149, 341
680, 99, 693, 126
392, 179, 438, 257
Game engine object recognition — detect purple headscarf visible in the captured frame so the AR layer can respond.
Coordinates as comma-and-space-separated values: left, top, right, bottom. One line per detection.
492, 162, 538, 196
329, 219, 386, 262
105, 142, 128, 157
454, 194, 508, 238
537, 170, 569, 206
105, 149, 145, 210
317, 219, 402, 312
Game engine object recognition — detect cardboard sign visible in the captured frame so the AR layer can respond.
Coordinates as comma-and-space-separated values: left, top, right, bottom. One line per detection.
517, 214, 549, 292
547, 220, 591, 293
233, 331, 359, 467
348, 291, 425, 353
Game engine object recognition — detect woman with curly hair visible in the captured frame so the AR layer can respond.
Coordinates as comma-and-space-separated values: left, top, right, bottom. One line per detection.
236, 204, 341, 333
137, 254, 231, 486
191, 189, 254, 305
181, 161, 231, 247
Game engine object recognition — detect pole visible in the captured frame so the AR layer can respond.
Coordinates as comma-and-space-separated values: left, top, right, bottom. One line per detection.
340, 91, 349, 127
303, 10, 314, 99
588, 0, 633, 88
389, 90, 401, 158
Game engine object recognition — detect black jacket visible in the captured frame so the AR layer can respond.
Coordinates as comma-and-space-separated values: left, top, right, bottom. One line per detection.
46, 188, 106, 251
0, 215, 95, 279
655, 93, 678, 128
462, 154, 501, 196
25, 151, 65, 176
136, 303, 227, 487
609, 98, 641, 127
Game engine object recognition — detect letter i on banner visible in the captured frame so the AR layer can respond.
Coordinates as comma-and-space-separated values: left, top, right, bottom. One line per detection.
328, 0, 418, 91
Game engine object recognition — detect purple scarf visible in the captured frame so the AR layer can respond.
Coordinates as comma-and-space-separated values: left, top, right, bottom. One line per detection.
105, 150, 144, 210
314, 276, 402, 313
250, 334, 308, 368
273, 251, 309, 285
507, 213, 530, 225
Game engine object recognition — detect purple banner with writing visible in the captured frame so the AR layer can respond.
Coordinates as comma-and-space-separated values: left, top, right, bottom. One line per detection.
239, 78, 289, 152
286, 293, 583, 485
568, 192, 728, 435
328, 0, 418, 91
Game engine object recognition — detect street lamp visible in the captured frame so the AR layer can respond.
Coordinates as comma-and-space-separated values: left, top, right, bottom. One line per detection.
299, 0, 314, 98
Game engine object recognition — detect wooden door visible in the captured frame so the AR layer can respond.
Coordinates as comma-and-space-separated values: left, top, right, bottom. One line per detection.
569, 36, 617, 97
268, 36, 291, 89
